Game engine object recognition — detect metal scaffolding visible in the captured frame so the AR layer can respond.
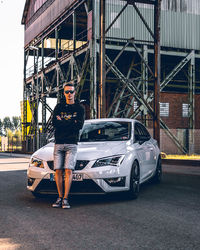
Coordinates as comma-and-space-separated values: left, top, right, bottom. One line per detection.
22, 0, 198, 154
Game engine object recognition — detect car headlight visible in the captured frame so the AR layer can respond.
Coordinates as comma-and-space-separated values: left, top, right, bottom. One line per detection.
92, 155, 125, 168
30, 157, 44, 168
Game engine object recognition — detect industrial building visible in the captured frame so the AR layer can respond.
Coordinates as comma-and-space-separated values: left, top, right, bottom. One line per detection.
21, 0, 200, 154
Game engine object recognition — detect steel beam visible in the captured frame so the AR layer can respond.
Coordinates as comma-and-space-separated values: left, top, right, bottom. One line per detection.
90, 0, 98, 118
99, 0, 106, 118
105, 54, 155, 119
55, 27, 59, 60
41, 74, 46, 137
73, 11, 77, 52
153, 0, 161, 146
189, 50, 195, 153
56, 63, 60, 102
76, 48, 90, 99
105, 3, 128, 34
130, 1, 155, 40
141, 45, 148, 125
22, 50, 28, 151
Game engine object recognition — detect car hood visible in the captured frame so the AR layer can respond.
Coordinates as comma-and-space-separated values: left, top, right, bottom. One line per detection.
32, 143, 55, 161
77, 141, 128, 160
32, 141, 128, 161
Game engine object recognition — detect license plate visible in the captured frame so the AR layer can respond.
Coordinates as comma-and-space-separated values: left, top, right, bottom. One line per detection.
50, 173, 83, 182
73, 173, 83, 181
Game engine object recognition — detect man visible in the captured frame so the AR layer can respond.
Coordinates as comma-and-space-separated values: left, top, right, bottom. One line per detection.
52, 82, 85, 209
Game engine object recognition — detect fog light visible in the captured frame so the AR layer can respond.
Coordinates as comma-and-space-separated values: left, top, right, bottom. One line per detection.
104, 177, 126, 187
28, 178, 35, 186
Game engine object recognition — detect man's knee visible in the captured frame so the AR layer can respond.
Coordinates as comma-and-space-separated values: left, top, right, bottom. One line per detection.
56, 169, 63, 176
65, 169, 72, 175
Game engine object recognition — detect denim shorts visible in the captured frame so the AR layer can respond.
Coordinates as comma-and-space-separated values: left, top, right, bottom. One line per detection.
53, 144, 77, 170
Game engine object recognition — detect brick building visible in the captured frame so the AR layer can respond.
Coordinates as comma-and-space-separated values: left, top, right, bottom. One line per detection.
155, 92, 200, 154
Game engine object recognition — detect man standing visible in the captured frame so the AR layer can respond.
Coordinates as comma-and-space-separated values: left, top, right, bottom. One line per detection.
52, 82, 85, 209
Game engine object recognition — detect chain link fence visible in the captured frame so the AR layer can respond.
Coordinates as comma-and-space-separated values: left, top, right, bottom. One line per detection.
0, 136, 23, 152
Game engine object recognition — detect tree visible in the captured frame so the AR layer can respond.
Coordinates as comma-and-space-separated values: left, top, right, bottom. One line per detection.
0, 119, 3, 136
3, 117, 13, 134
12, 116, 21, 131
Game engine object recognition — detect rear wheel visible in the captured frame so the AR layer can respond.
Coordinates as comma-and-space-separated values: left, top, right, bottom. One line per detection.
127, 161, 140, 199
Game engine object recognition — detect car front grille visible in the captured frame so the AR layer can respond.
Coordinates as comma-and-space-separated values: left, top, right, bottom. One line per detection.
70, 179, 104, 193
75, 160, 89, 170
47, 160, 89, 170
35, 179, 104, 194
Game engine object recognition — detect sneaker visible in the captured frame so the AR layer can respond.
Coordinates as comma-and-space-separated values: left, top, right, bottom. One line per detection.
62, 198, 70, 209
52, 197, 62, 208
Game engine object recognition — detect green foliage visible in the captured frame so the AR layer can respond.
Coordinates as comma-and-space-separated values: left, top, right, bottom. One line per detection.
13, 130, 22, 139
0, 119, 3, 136
7, 129, 13, 140
12, 116, 21, 131
3, 117, 13, 133
1, 116, 22, 136
0, 117, 22, 151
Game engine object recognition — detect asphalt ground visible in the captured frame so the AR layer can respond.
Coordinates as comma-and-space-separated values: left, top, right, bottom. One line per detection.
0, 154, 200, 250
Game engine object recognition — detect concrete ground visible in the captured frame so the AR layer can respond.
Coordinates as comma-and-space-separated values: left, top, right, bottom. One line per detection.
0, 153, 200, 250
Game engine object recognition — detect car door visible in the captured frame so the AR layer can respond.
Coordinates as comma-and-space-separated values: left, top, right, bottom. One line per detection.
133, 123, 148, 180
134, 123, 156, 181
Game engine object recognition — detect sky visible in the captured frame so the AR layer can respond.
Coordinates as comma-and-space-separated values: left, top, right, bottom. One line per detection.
0, 0, 25, 120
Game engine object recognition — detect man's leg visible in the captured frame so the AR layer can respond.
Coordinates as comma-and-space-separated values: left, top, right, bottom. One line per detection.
62, 144, 77, 208
63, 169, 73, 199
55, 169, 63, 198
52, 144, 64, 208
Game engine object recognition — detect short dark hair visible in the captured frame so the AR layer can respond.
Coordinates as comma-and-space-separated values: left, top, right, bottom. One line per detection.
63, 82, 75, 89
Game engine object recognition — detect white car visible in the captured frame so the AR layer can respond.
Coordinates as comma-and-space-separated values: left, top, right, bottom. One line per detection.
27, 118, 162, 199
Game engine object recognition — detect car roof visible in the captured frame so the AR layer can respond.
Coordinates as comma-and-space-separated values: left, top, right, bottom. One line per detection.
84, 118, 137, 123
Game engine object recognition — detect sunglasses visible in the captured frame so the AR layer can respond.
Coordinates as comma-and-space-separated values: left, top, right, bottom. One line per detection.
64, 90, 75, 94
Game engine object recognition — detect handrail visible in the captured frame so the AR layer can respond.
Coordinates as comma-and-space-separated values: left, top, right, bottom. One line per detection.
26, 28, 89, 78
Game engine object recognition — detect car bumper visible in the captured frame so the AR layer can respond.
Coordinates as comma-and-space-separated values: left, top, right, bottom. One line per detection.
27, 166, 129, 195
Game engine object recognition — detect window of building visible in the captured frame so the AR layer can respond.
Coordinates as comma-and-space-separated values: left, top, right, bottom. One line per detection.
182, 103, 190, 117
160, 102, 169, 117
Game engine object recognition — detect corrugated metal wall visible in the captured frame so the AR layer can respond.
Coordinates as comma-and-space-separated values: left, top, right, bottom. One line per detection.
96, 0, 200, 50
24, 0, 78, 46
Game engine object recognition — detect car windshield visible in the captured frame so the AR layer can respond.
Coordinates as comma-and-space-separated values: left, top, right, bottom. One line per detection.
80, 121, 131, 142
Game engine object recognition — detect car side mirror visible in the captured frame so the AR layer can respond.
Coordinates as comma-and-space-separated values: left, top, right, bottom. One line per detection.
48, 137, 55, 143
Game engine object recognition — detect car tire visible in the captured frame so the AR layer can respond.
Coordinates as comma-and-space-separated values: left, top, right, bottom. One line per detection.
127, 161, 140, 199
151, 156, 162, 183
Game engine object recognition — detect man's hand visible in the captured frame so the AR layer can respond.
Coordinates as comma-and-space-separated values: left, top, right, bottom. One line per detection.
56, 115, 62, 120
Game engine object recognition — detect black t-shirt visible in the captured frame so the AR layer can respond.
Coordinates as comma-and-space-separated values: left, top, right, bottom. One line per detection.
52, 100, 85, 144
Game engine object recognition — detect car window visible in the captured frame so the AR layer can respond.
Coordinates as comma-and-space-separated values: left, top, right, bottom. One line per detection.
134, 123, 151, 141
80, 121, 131, 142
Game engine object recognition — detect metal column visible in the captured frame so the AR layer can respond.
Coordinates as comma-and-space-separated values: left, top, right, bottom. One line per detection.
22, 49, 27, 152
90, 0, 97, 118
73, 11, 77, 52
99, 0, 106, 118
142, 45, 148, 126
35, 48, 39, 150
189, 50, 195, 153
153, 0, 161, 146
55, 27, 59, 60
